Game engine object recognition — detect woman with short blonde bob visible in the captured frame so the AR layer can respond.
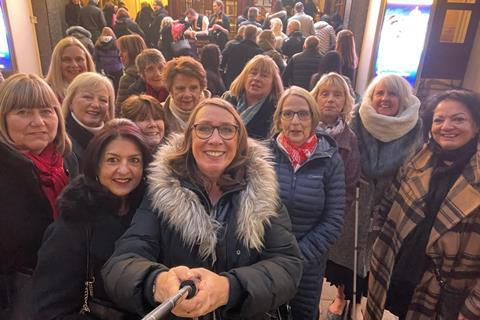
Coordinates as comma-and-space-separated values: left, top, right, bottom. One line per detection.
102, 97, 303, 319
45, 37, 95, 102
121, 94, 167, 150
223, 55, 284, 139
0, 74, 77, 319
311, 73, 362, 319
62, 72, 115, 162
270, 86, 346, 320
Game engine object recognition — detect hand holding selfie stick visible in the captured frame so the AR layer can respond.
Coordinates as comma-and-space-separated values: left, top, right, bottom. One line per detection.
141, 280, 197, 320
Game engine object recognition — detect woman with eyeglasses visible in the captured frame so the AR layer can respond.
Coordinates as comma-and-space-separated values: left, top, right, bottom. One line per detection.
102, 98, 303, 319
270, 86, 346, 320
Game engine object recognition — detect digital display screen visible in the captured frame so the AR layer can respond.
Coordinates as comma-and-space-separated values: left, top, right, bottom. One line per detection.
0, 0, 13, 72
374, 0, 433, 86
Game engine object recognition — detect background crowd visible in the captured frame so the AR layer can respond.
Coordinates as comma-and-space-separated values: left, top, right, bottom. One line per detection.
1, 1, 479, 320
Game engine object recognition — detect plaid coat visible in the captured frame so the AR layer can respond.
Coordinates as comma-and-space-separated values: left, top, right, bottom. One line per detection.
366, 142, 480, 320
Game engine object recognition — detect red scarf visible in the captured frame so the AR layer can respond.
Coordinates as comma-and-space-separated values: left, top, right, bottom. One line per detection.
25, 144, 68, 220
146, 84, 169, 103
278, 133, 317, 171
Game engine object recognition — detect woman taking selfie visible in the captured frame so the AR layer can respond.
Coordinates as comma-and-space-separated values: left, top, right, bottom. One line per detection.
102, 98, 303, 319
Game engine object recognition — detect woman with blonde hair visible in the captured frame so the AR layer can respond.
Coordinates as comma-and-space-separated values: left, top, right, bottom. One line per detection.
0, 74, 77, 319
62, 72, 115, 162
270, 86, 346, 320
158, 16, 174, 60
116, 34, 147, 111
223, 55, 284, 139
45, 37, 95, 102
258, 30, 286, 73
270, 17, 287, 50
311, 73, 362, 319
336, 29, 358, 86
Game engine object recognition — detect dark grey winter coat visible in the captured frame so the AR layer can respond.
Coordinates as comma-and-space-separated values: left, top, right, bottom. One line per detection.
102, 135, 303, 319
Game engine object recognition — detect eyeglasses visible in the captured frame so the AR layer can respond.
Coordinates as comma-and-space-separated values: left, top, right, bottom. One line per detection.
281, 110, 311, 121
192, 124, 238, 140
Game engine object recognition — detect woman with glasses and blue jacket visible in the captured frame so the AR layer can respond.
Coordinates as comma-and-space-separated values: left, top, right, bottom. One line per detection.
270, 86, 346, 320
102, 98, 303, 319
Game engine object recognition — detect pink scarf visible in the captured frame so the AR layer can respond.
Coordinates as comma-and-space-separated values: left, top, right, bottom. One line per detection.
278, 133, 317, 171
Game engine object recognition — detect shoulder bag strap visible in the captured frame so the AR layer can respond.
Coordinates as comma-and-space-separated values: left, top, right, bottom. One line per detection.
80, 225, 95, 314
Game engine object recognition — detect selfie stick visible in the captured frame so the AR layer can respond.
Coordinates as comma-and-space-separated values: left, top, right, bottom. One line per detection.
141, 280, 197, 320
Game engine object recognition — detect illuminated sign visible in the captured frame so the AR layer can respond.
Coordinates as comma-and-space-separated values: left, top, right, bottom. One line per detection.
0, 0, 13, 72
373, 0, 433, 86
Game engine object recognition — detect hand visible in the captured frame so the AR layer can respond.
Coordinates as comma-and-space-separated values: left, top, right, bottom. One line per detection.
172, 268, 229, 317
184, 30, 195, 39
153, 266, 195, 304
458, 313, 469, 320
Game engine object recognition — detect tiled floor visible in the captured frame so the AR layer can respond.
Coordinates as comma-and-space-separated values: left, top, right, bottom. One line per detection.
319, 280, 398, 320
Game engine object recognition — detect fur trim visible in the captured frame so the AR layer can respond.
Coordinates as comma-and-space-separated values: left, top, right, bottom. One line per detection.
147, 134, 279, 262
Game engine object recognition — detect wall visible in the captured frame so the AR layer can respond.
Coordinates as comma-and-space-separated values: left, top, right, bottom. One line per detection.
355, 0, 382, 94
5, 0, 42, 74
463, 20, 480, 92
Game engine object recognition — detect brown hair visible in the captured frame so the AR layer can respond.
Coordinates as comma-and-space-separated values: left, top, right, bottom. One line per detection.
121, 94, 165, 124
135, 48, 166, 74
117, 34, 147, 67
163, 56, 207, 92
336, 29, 358, 69
166, 98, 249, 191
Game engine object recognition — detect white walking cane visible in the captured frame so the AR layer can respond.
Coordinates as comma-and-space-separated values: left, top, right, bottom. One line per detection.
351, 186, 360, 320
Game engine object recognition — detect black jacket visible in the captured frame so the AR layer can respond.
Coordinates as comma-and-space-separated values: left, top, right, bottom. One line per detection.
113, 17, 146, 40
282, 48, 323, 89
281, 31, 305, 60
78, 3, 106, 42
221, 39, 263, 87
65, 113, 94, 164
102, 135, 303, 319
223, 93, 277, 140
31, 176, 144, 320
147, 8, 167, 48
65, 3, 81, 27
0, 142, 78, 274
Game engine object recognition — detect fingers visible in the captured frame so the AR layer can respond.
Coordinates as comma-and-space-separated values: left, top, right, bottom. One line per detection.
153, 266, 196, 303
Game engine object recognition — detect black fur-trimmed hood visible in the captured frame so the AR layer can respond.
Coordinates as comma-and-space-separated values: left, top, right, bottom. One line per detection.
57, 175, 120, 223
147, 134, 280, 261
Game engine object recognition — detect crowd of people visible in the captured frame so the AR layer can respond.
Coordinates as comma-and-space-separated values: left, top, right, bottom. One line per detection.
0, 1, 479, 320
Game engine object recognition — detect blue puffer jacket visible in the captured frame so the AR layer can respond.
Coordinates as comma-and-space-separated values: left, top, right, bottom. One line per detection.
271, 132, 346, 262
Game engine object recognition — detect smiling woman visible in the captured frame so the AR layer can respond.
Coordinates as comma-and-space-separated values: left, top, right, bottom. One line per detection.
101, 98, 303, 319
62, 72, 115, 162
46, 37, 96, 102
367, 90, 480, 319
31, 119, 151, 320
0, 74, 77, 319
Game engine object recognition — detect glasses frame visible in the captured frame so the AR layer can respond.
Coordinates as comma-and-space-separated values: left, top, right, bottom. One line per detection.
192, 123, 239, 140
281, 110, 312, 121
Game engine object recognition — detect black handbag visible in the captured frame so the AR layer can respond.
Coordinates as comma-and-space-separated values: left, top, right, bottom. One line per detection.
171, 38, 192, 56
80, 227, 126, 320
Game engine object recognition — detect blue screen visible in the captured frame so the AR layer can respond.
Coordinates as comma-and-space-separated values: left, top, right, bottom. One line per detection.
0, 1, 13, 72
374, 1, 433, 86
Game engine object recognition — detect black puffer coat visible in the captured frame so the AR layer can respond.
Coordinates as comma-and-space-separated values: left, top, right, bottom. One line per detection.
30, 175, 144, 320
282, 48, 323, 89
102, 135, 303, 319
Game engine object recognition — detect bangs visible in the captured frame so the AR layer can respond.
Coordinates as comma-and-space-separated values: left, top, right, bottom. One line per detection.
3, 79, 59, 113
250, 60, 275, 76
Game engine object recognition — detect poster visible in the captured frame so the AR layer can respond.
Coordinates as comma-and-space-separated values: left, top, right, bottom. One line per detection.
373, 0, 433, 86
0, 0, 13, 72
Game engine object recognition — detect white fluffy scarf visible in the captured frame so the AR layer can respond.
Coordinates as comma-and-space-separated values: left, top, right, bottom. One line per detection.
359, 95, 420, 142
